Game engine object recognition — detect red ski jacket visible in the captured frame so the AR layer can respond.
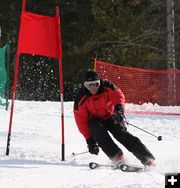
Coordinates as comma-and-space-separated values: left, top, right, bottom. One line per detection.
74, 80, 125, 139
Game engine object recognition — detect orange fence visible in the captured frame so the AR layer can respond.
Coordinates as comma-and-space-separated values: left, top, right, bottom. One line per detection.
95, 60, 180, 107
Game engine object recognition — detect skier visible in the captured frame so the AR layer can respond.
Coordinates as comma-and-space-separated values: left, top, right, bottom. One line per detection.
74, 70, 156, 166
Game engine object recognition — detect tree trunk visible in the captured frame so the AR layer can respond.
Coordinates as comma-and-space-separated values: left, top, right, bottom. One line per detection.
167, 0, 176, 105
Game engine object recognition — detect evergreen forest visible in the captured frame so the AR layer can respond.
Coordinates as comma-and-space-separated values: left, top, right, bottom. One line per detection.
0, 0, 180, 101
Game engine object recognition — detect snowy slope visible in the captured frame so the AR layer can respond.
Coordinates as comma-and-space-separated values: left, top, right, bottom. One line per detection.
0, 101, 180, 188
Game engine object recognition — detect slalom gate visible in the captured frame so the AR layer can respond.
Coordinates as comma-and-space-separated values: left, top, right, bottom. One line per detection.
0, 43, 9, 109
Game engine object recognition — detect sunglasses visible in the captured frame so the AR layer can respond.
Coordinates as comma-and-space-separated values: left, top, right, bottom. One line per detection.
84, 80, 100, 89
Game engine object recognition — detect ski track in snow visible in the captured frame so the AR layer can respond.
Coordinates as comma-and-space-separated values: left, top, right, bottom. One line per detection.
0, 101, 180, 188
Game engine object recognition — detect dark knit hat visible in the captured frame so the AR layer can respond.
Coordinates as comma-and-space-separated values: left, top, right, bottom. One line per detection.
84, 70, 100, 81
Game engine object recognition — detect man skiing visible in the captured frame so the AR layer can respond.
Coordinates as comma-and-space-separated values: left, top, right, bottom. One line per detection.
74, 70, 156, 166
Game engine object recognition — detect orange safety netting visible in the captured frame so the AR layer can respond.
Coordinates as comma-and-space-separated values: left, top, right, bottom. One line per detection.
95, 60, 180, 107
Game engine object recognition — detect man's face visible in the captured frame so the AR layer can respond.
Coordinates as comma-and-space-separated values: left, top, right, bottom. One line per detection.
84, 80, 100, 95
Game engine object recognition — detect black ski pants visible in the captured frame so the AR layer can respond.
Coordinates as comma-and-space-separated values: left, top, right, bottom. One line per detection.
89, 117, 155, 164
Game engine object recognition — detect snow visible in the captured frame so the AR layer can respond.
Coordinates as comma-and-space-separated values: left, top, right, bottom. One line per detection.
0, 101, 180, 188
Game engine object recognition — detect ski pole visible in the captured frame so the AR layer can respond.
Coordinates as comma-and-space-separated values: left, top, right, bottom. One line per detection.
124, 121, 162, 141
71, 151, 88, 157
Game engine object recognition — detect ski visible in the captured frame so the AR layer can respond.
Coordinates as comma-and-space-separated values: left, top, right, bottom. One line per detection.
89, 162, 145, 172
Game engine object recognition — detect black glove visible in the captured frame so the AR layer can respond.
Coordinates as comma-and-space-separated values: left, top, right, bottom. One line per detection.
112, 104, 125, 123
86, 136, 99, 155
112, 113, 124, 123
114, 104, 125, 114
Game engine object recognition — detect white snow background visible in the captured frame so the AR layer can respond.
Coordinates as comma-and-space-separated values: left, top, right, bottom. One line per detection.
0, 101, 180, 188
